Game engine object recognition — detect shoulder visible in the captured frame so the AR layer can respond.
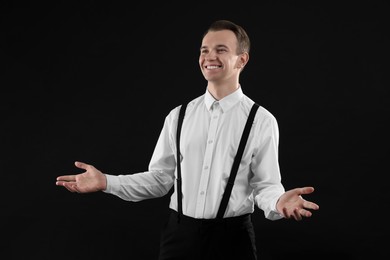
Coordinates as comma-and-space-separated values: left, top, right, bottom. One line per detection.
166, 94, 204, 121
241, 95, 277, 121
257, 105, 277, 123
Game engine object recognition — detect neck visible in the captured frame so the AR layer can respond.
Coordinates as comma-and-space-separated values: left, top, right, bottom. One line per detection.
207, 82, 239, 101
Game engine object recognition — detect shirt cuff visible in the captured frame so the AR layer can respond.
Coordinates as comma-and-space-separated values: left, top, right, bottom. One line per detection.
265, 196, 284, 220
103, 174, 120, 194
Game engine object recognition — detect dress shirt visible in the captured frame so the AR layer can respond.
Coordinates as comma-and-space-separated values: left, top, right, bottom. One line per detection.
104, 87, 285, 220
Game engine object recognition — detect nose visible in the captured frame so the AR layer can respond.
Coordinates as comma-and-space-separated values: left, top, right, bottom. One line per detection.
205, 51, 217, 60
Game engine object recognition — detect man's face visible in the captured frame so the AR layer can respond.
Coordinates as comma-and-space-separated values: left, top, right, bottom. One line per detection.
199, 30, 244, 84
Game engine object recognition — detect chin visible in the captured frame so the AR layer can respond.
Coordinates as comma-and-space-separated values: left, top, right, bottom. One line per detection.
203, 72, 219, 81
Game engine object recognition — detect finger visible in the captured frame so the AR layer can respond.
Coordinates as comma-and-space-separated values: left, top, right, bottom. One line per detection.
56, 180, 76, 187
301, 208, 313, 218
56, 180, 67, 186
56, 175, 77, 182
285, 208, 299, 221
64, 185, 75, 193
62, 182, 78, 192
72, 184, 81, 193
303, 201, 320, 210
293, 208, 302, 221
282, 208, 290, 219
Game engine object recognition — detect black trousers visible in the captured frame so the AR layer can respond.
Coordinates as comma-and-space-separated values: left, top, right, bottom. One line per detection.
158, 209, 257, 260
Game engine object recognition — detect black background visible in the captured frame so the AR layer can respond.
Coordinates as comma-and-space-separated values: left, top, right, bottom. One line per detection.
1, 1, 388, 259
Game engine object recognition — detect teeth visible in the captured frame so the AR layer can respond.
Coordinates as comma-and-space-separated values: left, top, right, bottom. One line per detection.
206, 66, 220, 69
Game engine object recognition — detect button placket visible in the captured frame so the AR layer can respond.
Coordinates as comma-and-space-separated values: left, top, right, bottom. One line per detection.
195, 102, 221, 218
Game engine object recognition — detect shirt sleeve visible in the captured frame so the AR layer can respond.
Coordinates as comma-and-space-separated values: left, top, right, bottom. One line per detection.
103, 111, 177, 202
250, 110, 285, 220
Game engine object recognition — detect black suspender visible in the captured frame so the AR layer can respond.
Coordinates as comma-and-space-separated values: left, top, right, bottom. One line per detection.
176, 102, 259, 220
216, 103, 259, 218
176, 102, 187, 222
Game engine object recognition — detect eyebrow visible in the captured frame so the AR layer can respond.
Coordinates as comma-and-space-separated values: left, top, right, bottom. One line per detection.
200, 44, 229, 51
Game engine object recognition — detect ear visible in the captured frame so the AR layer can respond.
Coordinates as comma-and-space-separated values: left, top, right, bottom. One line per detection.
238, 52, 249, 68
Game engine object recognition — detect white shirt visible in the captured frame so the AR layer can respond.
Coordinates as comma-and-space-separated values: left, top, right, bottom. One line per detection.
104, 87, 285, 220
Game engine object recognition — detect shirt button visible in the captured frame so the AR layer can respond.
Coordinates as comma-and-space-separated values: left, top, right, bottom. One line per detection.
204, 166, 209, 170
208, 140, 213, 144
200, 191, 205, 195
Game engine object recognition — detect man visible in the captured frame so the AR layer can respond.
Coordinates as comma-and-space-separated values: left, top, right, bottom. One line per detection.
56, 20, 319, 260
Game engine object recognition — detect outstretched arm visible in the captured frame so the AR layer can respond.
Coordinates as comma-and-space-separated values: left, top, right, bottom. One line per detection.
56, 161, 107, 193
276, 186, 319, 221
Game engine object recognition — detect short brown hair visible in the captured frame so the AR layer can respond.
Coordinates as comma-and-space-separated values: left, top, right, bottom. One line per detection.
203, 20, 250, 55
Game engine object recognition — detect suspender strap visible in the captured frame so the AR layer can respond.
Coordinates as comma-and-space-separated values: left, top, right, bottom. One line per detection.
216, 103, 260, 219
175, 102, 260, 221
176, 102, 187, 222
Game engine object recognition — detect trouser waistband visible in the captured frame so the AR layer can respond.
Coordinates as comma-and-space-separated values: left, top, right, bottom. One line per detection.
169, 209, 251, 227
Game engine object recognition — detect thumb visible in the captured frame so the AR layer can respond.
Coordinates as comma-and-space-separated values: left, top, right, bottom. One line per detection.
300, 186, 315, 195
74, 161, 89, 170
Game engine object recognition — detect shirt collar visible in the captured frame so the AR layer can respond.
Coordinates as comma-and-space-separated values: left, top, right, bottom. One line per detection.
204, 86, 244, 113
